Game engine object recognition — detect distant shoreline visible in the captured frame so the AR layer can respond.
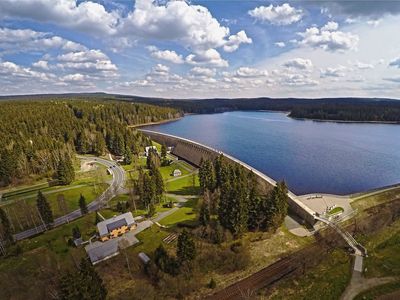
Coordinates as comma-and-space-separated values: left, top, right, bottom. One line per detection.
290, 116, 400, 125
129, 116, 183, 128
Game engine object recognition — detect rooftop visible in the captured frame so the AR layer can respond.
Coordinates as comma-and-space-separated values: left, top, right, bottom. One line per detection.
97, 212, 135, 237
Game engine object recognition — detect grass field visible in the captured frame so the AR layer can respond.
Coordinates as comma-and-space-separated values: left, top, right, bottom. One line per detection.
268, 249, 351, 300
351, 186, 400, 212
360, 219, 400, 278
165, 173, 200, 195
159, 198, 198, 227
0, 162, 110, 233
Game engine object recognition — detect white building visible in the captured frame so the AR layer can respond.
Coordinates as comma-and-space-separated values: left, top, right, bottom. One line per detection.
97, 212, 136, 242
172, 169, 182, 177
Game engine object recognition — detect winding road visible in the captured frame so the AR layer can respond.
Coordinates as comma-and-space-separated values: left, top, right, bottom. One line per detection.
13, 156, 126, 241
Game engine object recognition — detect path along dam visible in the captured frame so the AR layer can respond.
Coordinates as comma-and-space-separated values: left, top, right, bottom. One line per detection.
140, 129, 316, 226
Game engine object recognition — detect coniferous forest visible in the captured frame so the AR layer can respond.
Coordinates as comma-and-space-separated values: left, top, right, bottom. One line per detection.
0, 99, 182, 186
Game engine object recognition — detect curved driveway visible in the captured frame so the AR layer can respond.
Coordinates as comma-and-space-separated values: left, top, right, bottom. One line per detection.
13, 156, 125, 241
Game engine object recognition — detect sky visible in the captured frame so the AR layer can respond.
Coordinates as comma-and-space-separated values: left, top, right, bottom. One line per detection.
1, 0, 400, 99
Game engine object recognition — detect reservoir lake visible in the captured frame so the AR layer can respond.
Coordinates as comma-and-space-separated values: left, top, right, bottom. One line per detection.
144, 111, 400, 195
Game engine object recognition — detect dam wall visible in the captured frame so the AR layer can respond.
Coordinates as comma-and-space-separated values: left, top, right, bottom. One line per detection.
140, 129, 316, 225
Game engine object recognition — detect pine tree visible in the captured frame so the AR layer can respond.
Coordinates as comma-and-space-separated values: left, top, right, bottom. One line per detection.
0, 208, 13, 245
123, 147, 132, 165
72, 226, 81, 239
161, 143, 167, 161
78, 259, 107, 300
93, 133, 106, 156
94, 211, 101, 225
79, 194, 88, 215
262, 181, 289, 231
37, 191, 54, 226
199, 192, 210, 226
150, 165, 164, 202
59, 271, 82, 300
57, 156, 75, 185
177, 229, 196, 263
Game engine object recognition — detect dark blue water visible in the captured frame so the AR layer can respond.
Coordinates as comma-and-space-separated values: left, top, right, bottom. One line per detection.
145, 111, 400, 195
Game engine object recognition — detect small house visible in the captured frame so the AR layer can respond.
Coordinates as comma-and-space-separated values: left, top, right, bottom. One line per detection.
97, 212, 136, 242
172, 169, 182, 177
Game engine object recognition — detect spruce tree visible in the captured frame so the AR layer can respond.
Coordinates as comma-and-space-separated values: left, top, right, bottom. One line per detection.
177, 229, 196, 263
0, 208, 13, 245
123, 147, 132, 165
94, 211, 101, 225
37, 191, 54, 226
79, 194, 88, 215
79, 258, 107, 300
199, 196, 210, 227
57, 156, 75, 185
161, 143, 167, 161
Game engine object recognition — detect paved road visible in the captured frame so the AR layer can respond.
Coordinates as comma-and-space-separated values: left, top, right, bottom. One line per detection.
13, 156, 126, 241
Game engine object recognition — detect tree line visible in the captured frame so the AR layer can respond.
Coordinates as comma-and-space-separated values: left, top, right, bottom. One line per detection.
198, 155, 289, 237
126, 96, 400, 123
0, 99, 182, 186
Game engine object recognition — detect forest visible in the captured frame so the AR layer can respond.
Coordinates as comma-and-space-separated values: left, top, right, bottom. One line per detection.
0, 99, 182, 186
123, 96, 400, 123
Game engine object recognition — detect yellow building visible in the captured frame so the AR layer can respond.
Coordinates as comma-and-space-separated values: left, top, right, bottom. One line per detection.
97, 212, 136, 242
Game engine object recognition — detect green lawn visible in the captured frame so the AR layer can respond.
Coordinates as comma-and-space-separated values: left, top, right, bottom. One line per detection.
159, 198, 198, 227
159, 162, 190, 180
165, 174, 200, 195
1, 165, 109, 233
328, 207, 344, 215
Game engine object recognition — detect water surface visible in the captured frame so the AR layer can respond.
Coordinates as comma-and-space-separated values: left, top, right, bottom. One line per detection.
145, 111, 400, 195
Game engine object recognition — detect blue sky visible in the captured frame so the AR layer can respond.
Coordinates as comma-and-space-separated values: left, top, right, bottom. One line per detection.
0, 0, 400, 98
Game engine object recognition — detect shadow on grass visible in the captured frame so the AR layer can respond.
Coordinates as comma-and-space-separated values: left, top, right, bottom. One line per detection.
171, 186, 200, 195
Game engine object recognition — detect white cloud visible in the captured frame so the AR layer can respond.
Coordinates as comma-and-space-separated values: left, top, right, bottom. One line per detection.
223, 30, 252, 52
56, 49, 118, 77
353, 61, 374, 70
0, 0, 119, 35
190, 67, 216, 77
123, 0, 250, 53
233, 67, 268, 78
248, 3, 303, 25
280, 73, 319, 86
151, 64, 170, 76
0, 61, 52, 81
320, 66, 347, 78
297, 22, 359, 52
149, 48, 184, 64
275, 42, 286, 48
32, 60, 49, 70
283, 58, 313, 70
186, 49, 228, 67
0, 27, 86, 54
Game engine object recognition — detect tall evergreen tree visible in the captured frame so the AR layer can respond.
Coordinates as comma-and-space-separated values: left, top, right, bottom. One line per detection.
177, 229, 196, 263
161, 143, 167, 161
79, 194, 88, 215
93, 133, 106, 156
36, 191, 54, 226
57, 156, 75, 185
0, 208, 13, 245
78, 259, 107, 300
199, 192, 211, 226
123, 147, 132, 165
